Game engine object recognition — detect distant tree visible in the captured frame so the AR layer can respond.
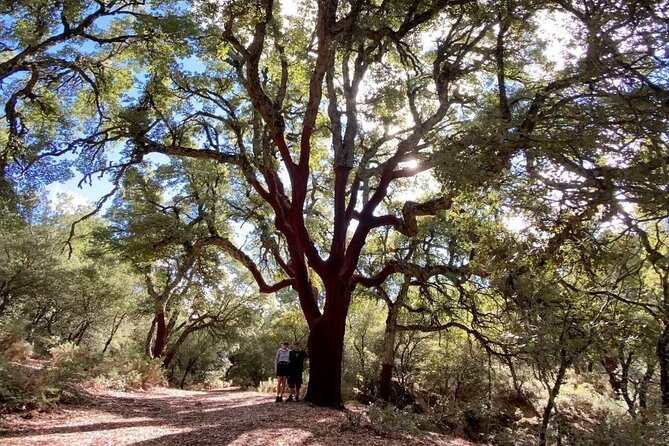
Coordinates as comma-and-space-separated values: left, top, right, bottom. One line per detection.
0, 199, 139, 353
103, 159, 260, 366
0, 214, 58, 318
576, 219, 669, 413
624, 220, 669, 412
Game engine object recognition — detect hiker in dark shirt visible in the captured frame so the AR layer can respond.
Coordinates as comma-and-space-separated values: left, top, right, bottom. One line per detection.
286, 341, 308, 402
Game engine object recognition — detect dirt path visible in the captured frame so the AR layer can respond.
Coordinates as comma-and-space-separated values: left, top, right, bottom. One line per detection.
0, 387, 474, 446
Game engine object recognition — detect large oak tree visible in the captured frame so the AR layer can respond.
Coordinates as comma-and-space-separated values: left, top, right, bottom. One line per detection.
2, 0, 667, 408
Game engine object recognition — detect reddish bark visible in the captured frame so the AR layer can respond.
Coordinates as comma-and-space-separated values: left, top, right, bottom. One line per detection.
601, 356, 622, 395
153, 310, 167, 358
303, 284, 350, 409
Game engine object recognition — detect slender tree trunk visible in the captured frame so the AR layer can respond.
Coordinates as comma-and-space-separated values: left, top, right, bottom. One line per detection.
102, 313, 126, 355
180, 358, 197, 389
657, 323, 669, 412
618, 352, 636, 418
379, 304, 399, 401
74, 322, 90, 346
601, 355, 622, 396
304, 287, 349, 409
352, 334, 368, 389
639, 361, 655, 419
0, 293, 10, 317
145, 317, 156, 358
539, 357, 570, 446
162, 322, 206, 368
378, 346, 394, 401
505, 355, 523, 395
163, 346, 176, 368
162, 330, 190, 368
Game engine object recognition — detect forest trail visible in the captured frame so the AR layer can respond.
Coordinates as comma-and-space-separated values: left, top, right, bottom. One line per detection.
0, 387, 475, 446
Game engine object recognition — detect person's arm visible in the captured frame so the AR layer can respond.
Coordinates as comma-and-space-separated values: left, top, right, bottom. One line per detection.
275, 349, 279, 371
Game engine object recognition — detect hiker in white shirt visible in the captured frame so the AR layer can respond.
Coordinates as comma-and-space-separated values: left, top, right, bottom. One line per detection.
275, 342, 291, 402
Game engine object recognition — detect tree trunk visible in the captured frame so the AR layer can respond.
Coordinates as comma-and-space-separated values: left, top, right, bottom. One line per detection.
152, 305, 168, 358
145, 317, 156, 358
617, 352, 636, 418
657, 323, 669, 412
304, 292, 349, 409
639, 361, 655, 418
180, 357, 197, 389
379, 363, 393, 402
102, 313, 126, 355
504, 355, 523, 394
539, 356, 569, 446
601, 355, 622, 396
73, 321, 91, 346
0, 293, 10, 317
379, 305, 399, 401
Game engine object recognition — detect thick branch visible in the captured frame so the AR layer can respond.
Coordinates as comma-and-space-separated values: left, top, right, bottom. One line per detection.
396, 320, 514, 357
368, 195, 455, 236
354, 260, 468, 288
195, 236, 294, 294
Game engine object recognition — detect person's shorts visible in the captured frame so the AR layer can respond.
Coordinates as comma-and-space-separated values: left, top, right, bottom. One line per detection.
276, 362, 290, 377
288, 373, 303, 388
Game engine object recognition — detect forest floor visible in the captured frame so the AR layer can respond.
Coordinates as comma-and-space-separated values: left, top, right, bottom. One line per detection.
0, 386, 477, 446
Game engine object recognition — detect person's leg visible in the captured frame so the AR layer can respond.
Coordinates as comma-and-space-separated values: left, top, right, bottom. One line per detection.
280, 376, 286, 400
276, 376, 285, 402
295, 375, 303, 401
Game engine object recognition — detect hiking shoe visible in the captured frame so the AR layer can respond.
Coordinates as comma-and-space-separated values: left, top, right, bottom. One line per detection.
286, 395, 293, 402
275, 396, 283, 402
295, 396, 300, 402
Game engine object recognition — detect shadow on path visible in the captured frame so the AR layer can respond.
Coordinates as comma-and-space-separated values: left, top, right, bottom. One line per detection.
1, 388, 464, 446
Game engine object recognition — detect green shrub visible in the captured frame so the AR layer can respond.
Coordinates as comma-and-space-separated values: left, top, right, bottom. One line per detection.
0, 358, 59, 412
367, 403, 435, 435
490, 425, 537, 446
135, 358, 167, 388
201, 370, 231, 389
48, 341, 82, 363
0, 326, 33, 361
85, 358, 167, 390
86, 370, 130, 391
544, 410, 669, 446
49, 341, 101, 381
257, 377, 278, 393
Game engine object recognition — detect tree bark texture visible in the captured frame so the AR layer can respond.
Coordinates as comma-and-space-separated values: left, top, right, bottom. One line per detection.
539, 358, 569, 446
152, 307, 167, 358
303, 286, 350, 409
639, 361, 655, 418
102, 313, 126, 355
379, 306, 399, 401
657, 323, 669, 411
